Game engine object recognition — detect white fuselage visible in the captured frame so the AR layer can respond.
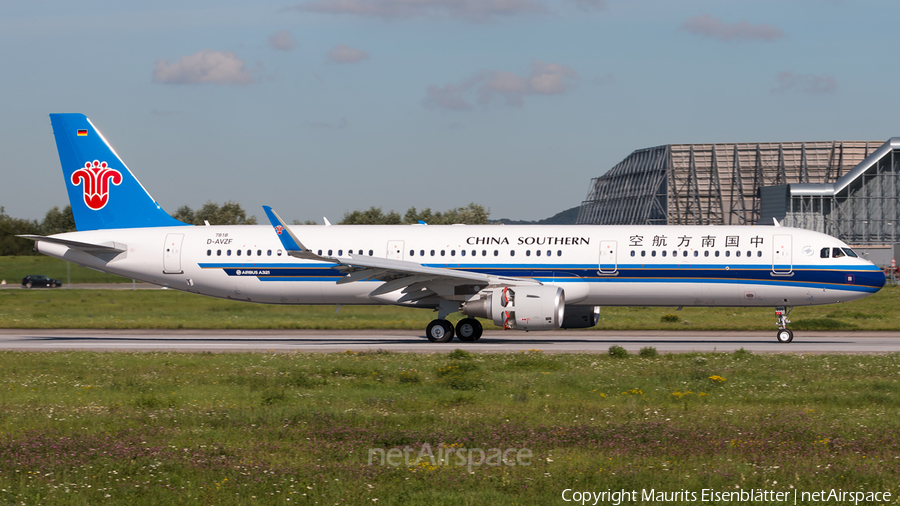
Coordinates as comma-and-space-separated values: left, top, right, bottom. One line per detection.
37, 224, 885, 308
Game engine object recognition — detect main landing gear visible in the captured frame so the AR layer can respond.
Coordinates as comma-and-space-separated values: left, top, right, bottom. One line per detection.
425, 318, 483, 343
775, 306, 793, 343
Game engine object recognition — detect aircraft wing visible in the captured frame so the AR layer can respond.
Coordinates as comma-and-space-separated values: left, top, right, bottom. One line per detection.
261, 206, 538, 300
17, 235, 126, 254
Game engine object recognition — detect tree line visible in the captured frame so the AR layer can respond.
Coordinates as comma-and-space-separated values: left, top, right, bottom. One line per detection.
338, 203, 489, 225
0, 202, 490, 255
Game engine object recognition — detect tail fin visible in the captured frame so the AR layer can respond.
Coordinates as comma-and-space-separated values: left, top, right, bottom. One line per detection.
49, 113, 188, 230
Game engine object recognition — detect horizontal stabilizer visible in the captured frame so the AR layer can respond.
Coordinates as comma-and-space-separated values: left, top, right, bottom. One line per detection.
17, 235, 126, 253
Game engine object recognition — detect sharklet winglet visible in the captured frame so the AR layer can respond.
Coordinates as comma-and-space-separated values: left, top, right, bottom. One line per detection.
262, 206, 334, 262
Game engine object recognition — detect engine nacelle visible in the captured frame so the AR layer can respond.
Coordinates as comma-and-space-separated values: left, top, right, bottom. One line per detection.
561, 305, 601, 329
462, 285, 565, 331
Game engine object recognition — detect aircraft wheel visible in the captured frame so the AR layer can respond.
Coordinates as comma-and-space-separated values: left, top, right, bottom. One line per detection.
456, 318, 483, 342
426, 319, 455, 343
776, 329, 793, 343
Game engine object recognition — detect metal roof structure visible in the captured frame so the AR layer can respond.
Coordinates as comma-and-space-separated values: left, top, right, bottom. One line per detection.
781, 138, 900, 244
577, 141, 882, 226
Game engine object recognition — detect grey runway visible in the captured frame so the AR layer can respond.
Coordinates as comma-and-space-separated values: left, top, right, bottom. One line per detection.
0, 329, 898, 353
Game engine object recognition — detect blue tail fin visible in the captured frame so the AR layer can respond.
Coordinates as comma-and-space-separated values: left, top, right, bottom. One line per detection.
49, 113, 188, 230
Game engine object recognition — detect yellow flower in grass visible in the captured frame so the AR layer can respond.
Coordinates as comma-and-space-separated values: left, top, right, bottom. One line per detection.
708, 375, 726, 384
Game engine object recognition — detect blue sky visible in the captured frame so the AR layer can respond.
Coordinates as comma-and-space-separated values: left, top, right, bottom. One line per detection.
2, 0, 898, 224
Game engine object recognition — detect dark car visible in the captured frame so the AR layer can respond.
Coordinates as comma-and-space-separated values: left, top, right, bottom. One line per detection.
21, 275, 62, 288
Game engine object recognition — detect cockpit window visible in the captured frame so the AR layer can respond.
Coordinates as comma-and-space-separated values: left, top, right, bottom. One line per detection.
832, 247, 845, 258
820, 248, 829, 258
842, 247, 858, 258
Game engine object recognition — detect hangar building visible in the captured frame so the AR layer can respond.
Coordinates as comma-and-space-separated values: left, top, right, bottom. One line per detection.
577, 139, 900, 247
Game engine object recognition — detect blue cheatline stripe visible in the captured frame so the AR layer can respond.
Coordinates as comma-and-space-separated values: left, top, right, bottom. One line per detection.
259, 276, 344, 282
198, 261, 881, 272
195, 262, 884, 291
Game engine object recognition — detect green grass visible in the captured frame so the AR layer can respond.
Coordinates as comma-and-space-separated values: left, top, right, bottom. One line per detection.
0, 256, 129, 285
0, 350, 898, 505
3, 284, 900, 330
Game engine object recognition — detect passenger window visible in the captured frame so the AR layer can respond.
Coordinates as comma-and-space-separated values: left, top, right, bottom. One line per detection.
704, 251, 709, 257
420, 250, 425, 256
630, 250, 636, 257
410, 250, 415, 257
317, 250, 322, 255
227, 250, 232, 256
651, 250, 656, 257
510, 250, 515, 257
430, 250, 435, 256
662, 251, 667, 257
328, 249, 333, 256
358, 250, 363, 255
526, 250, 531, 256
746, 251, 751, 258
536, 250, 541, 257
482, 250, 486, 256
558, 250, 562, 256
207, 250, 211, 256
460, 250, 465, 256
736, 251, 741, 257
369, 250, 374, 256
217, 250, 221, 256
441, 250, 445, 256
277, 250, 282, 256
247, 250, 251, 256
757, 251, 762, 257
236, 250, 241, 256
715, 251, 720, 257
820, 248, 830, 258
725, 251, 730, 257
641, 250, 646, 257
832, 247, 845, 258
494, 250, 499, 256
338, 249, 343, 256
257, 250, 262, 256
451, 250, 456, 256
683, 251, 688, 257
693, 251, 698, 257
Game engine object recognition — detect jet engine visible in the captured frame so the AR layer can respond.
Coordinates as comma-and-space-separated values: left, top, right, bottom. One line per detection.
461, 286, 564, 331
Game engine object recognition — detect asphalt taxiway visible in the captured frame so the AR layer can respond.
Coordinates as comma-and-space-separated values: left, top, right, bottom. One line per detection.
0, 329, 898, 353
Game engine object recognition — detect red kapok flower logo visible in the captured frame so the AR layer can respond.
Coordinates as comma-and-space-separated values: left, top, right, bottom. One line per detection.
71, 161, 123, 211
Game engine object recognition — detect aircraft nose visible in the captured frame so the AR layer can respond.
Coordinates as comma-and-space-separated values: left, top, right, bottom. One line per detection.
875, 269, 887, 289
863, 268, 887, 289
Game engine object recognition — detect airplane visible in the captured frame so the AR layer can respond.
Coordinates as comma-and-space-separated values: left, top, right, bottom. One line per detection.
19, 113, 886, 344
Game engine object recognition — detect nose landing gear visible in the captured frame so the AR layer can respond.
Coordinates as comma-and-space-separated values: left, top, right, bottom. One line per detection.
775, 306, 793, 343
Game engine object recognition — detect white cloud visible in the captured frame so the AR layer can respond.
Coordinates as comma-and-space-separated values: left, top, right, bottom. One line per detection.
423, 61, 578, 111
327, 44, 370, 63
771, 71, 837, 94
153, 50, 255, 85
269, 30, 296, 51
680, 14, 785, 42
293, 0, 547, 22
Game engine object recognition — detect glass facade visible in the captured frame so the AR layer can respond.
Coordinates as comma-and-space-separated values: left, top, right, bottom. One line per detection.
785, 143, 900, 245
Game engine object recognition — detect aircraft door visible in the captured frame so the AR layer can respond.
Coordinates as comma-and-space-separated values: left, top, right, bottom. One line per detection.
163, 233, 184, 274
598, 240, 617, 274
772, 234, 792, 274
387, 240, 404, 260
